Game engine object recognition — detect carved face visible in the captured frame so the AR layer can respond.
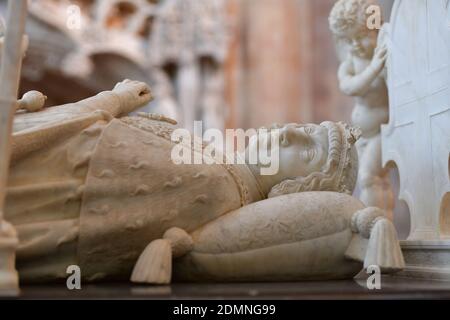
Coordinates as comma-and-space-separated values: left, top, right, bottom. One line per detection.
277, 124, 329, 180
343, 28, 377, 59
247, 124, 329, 181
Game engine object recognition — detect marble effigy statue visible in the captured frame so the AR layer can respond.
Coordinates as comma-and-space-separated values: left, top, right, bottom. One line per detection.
4, 78, 405, 284
329, 0, 394, 219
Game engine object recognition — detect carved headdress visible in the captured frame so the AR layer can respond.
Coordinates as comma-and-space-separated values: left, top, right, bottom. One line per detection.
268, 121, 361, 198
320, 121, 361, 193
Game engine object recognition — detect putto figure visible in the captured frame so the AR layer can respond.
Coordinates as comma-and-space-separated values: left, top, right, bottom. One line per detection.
6, 80, 403, 284
329, 0, 394, 218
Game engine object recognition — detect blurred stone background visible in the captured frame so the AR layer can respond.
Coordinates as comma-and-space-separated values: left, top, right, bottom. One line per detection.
2, 0, 393, 129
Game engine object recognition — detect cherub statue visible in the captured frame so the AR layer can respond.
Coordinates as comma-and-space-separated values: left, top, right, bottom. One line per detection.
5, 80, 404, 285
329, 0, 394, 218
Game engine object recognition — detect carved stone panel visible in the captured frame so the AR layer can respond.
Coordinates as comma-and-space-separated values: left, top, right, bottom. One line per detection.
382, 0, 450, 240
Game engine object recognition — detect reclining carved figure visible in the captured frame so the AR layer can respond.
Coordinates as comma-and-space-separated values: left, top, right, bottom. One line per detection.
5, 80, 404, 284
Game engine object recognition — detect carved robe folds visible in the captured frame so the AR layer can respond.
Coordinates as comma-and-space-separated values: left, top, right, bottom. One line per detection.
6, 117, 262, 282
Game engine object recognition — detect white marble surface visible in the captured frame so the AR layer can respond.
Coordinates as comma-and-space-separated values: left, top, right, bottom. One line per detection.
381, 0, 450, 240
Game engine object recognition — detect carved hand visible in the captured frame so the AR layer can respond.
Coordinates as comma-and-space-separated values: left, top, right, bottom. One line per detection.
370, 44, 387, 74
112, 79, 153, 116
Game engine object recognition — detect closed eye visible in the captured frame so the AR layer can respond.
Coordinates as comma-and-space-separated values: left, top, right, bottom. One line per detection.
304, 126, 315, 135
302, 148, 316, 162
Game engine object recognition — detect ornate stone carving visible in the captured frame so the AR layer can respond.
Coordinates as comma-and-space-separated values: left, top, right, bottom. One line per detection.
381, 0, 450, 280
382, 0, 450, 241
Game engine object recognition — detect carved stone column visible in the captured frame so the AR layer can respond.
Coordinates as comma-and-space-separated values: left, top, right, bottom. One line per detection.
0, 0, 28, 295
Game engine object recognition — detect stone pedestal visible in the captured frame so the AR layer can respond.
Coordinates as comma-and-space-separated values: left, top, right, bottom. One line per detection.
398, 241, 450, 281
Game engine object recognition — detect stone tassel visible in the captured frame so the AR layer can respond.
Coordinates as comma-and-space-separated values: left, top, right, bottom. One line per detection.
131, 239, 172, 285
131, 228, 193, 285
346, 207, 405, 273
364, 217, 405, 273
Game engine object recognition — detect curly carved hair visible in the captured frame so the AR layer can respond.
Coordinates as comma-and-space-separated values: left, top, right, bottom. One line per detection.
268, 121, 359, 198
329, 0, 378, 37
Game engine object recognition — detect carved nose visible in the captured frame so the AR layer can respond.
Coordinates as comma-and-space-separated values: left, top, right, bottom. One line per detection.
280, 126, 297, 145
295, 128, 312, 145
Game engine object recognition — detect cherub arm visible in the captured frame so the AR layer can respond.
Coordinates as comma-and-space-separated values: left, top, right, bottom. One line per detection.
338, 45, 387, 97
